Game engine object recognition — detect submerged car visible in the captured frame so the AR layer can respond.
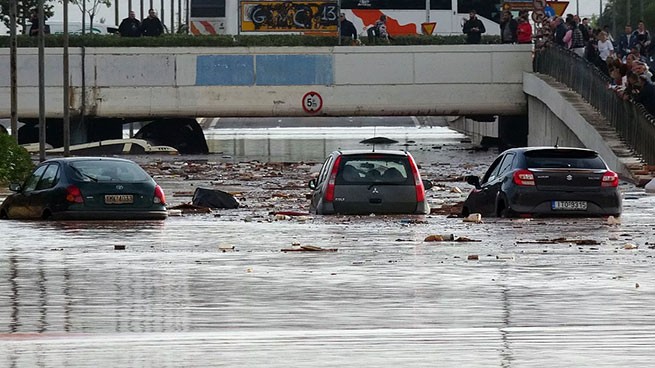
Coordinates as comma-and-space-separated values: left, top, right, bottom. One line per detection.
462, 147, 622, 218
309, 150, 432, 215
0, 157, 167, 220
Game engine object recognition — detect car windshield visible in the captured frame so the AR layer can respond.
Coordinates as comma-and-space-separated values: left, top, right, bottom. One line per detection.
336, 154, 411, 184
524, 150, 606, 169
70, 160, 150, 182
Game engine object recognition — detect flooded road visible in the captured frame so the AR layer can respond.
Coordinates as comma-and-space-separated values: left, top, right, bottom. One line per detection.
1, 123, 655, 367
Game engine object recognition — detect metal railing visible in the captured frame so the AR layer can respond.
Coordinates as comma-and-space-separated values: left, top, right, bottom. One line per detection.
533, 46, 655, 166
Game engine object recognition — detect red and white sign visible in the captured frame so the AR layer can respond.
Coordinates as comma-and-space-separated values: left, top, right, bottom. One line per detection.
302, 91, 323, 114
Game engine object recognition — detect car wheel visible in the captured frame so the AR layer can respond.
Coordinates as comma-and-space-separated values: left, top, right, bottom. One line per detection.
41, 209, 52, 220
496, 197, 517, 218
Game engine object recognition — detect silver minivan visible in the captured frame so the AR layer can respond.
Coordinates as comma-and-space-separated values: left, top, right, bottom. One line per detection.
308, 150, 431, 215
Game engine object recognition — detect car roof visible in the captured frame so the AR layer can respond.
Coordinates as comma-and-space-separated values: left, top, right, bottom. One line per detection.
42, 157, 137, 164
501, 146, 598, 155
331, 149, 412, 157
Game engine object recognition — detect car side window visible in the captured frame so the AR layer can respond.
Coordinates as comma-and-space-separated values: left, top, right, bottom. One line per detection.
316, 156, 334, 185
481, 155, 504, 184
23, 165, 48, 192
36, 164, 60, 190
497, 153, 515, 177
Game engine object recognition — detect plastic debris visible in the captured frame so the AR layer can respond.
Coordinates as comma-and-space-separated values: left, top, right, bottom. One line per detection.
281, 244, 338, 252
218, 244, 235, 252
463, 213, 482, 223
606, 216, 621, 225
167, 209, 182, 216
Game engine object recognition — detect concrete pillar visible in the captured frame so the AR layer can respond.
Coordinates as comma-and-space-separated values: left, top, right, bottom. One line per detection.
498, 115, 528, 151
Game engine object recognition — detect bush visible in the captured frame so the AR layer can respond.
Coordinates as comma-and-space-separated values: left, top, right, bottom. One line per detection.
0, 134, 34, 186
0, 33, 501, 48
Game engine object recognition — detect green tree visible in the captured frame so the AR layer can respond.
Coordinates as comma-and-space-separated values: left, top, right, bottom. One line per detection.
0, 134, 34, 186
599, 0, 655, 34
0, 0, 54, 34
69, 0, 111, 33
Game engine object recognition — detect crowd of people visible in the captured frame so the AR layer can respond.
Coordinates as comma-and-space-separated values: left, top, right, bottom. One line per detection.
541, 14, 654, 115
118, 9, 165, 37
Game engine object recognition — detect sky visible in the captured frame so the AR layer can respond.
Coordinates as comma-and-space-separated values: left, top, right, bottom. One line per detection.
1, 0, 604, 34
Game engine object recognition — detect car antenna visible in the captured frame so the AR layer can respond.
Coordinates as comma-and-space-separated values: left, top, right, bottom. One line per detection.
554, 137, 559, 149
402, 140, 415, 153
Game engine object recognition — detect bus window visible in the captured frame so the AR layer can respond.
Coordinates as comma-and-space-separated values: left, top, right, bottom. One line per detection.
191, 0, 226, 18
342, 0, 436, 10
457, 0, 501, 22
430, 0, 451, 10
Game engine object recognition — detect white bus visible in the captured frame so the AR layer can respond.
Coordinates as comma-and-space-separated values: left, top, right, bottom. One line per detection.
47, 21, 119, 35
189, 0, 501, 36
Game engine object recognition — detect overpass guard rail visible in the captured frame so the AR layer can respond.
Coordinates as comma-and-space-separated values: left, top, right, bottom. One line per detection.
533, 46, 655, 165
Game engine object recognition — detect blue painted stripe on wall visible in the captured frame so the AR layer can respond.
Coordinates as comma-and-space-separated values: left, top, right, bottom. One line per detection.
256, 55, 333, 86
196, 55, 254, 86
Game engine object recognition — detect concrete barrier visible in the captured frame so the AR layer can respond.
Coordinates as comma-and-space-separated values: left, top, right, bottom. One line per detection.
0, 44, 533, 118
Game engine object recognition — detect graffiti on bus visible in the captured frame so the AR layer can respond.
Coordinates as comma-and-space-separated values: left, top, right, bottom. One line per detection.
241, 1, 338, 32
351, 9, 417, 35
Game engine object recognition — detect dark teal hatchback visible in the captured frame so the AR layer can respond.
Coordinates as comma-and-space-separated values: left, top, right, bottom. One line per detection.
0, 157, 168, 220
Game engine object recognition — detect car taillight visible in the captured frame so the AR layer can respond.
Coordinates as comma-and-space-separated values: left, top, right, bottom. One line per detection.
324, 156, 342, 202
601, 171, 619, 187
154, 185, 166, 204
407, 155, 425, 202
66, 185, 83, 203
513, 169, 535, 186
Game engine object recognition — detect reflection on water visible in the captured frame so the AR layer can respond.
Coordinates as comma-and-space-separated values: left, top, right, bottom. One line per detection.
4, 124, 655, 367
205, 126, 467, 162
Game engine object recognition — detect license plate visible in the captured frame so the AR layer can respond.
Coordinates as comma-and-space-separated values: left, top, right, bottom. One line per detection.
552, 200, 587, 211
105, 194, 134, 204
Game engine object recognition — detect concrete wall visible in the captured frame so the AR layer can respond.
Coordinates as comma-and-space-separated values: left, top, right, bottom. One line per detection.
0, 45, 533, 118
523, 72, 638, 180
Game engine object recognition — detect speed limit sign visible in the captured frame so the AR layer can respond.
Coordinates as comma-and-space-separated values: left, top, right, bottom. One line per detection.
302, 91, 323, 114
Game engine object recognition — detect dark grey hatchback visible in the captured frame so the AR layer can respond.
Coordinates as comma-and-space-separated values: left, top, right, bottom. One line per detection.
462, 147, 622, 218
309, 150, 431, 215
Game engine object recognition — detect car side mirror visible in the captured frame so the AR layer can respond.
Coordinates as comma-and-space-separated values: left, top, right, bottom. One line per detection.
9, 183, 21, 192
308, 179, 317, 190
465, 175, 481, 189
422, 179, 433, 190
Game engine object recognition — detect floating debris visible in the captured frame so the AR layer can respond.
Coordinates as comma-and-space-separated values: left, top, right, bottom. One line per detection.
463, 213, 482, 223
281, 244, 338, 252
218, 244, 235, 252
517, 238, 600, 245
606, 216, 621, 225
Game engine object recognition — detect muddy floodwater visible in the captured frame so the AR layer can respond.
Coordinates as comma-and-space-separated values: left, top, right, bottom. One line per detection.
1, 123, 655, 367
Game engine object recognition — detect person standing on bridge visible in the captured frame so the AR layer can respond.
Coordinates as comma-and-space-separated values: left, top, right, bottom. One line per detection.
119, 10, 141, 37
516, 13, 532, 44
462, 10, 485, 44
500, 10, 517, 44
141, 9, 164, 37
339, 13, 358, 45
618, 25, 635, 59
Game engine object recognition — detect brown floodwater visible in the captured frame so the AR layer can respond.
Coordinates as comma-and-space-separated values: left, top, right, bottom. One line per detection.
1, 125, 655, 367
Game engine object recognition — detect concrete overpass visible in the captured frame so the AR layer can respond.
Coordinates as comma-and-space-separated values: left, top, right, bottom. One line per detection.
0, 44, 532, 118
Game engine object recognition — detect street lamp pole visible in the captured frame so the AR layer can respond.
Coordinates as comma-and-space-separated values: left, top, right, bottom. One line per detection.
9, 0, 18, 140
38, 0, 46, 162
63, 0, 71, 156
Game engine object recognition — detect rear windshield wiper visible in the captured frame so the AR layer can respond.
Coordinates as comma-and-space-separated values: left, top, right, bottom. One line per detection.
70, 166, 98, 182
